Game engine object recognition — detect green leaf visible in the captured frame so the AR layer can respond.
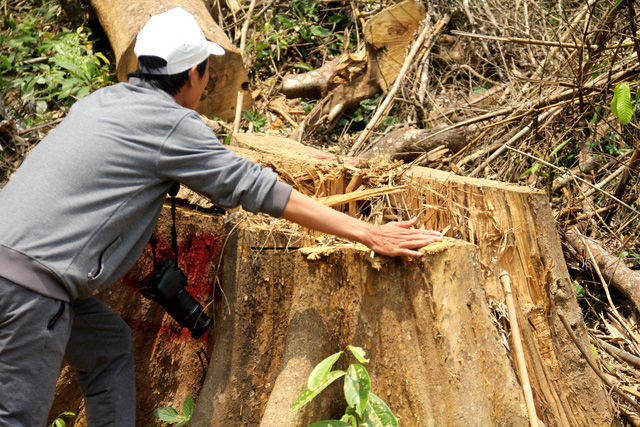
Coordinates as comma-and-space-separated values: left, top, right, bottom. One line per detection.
0, 55, 11, 72
361, 393, 399, 427
591, 343, 600, 360
54, 60, 88, 80
347, 345, 370, 364
308, 351, 343, 389
153, 407, 184, 423
572, 282, 586, 298
550, 137, 571, 159
294, 62, 315, 71
612, 82, 633, 125
53, 420, 65, 427
344, 364, 371, 417
311, 27, 331, 37
308, 421, 351, 427
341, 406, 360, 425
182, 395, 195, 419
292, 370, 346, 411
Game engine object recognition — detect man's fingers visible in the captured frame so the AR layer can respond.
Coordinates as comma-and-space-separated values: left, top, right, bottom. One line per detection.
394, 247, 423, 257
393, 217, 418, 228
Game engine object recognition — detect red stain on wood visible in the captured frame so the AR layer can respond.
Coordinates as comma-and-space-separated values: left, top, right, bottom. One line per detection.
120, 232, 222, 341
124, 317, 208, 342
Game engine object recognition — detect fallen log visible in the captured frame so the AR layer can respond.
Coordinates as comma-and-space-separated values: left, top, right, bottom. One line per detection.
565, 228, 640, 312
89, 0, 252, 121
288, 0, 426, 142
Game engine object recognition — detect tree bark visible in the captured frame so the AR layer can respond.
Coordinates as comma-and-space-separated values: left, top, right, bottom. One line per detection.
89, 0, 252, 121
191, 231, 530, 426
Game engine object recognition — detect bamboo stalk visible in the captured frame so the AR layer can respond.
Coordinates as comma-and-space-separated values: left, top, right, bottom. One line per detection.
500, 271, 539, 427
239, 0, 257, 65
233, 90, 244, 134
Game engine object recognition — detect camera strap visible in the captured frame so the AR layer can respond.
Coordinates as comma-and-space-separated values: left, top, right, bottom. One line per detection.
150, 182, 181, 267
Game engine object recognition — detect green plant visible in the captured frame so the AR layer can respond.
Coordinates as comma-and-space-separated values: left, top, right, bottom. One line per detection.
246, 1, 355, 73
351, 97, 379, 123
154, 395, 194, 426
292, 346, 399, 427
1, 2, 113, 119
49, 412, 75, 427
572, 281, 586, 298
611, 82, 634, 125
519, 137, 572, 179
242, 107, 268, 131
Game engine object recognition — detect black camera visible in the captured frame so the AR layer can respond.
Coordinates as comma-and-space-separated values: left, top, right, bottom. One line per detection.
139, 259, 213, 339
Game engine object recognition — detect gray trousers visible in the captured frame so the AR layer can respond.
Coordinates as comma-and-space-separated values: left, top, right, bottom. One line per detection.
0, 277, 136, 426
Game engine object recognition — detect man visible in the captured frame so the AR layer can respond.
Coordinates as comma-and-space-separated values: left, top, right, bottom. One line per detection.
0, 7, 441, 426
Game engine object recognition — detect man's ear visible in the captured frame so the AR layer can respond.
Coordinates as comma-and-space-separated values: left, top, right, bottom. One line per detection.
186, 65, 199, 87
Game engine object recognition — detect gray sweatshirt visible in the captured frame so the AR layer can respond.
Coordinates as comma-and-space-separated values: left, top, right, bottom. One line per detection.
0, 78, 292, 301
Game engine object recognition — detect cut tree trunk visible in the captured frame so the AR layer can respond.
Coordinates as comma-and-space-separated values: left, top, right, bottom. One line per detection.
192, 134, 613, 426
49, 205, 225, 425
191, 230, 530, 426
89, 0, 252, 121
50, 134, 616, 426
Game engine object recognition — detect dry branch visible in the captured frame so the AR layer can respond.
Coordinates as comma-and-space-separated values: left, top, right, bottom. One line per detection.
558, 312, 640, 414
450, 30, 635, 50
280, 57, 342, 99
360, 123, 477, 162
565, 228, 640, 313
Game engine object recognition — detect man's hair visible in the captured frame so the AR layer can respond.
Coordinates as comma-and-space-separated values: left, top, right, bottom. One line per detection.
128, 56, 208, 95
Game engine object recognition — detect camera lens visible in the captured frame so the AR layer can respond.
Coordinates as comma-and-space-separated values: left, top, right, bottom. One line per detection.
139, 260, 214, 339
173, 288, 214, 338
183, 304, 214, 339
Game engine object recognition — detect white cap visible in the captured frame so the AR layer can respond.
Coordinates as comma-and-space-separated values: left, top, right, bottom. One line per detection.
134, 7, 225, 75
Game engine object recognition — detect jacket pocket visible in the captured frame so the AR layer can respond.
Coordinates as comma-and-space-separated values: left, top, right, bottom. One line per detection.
87, 236, 122, 280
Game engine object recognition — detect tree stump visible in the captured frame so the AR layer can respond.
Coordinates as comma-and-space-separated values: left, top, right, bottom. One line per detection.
51, 134, 615, 426
194, 134, 615, 426
190, 227, 530, 426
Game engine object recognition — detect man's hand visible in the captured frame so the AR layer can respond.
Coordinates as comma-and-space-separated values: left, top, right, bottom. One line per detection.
281, 189, 442, 257
364, 217, 442, 257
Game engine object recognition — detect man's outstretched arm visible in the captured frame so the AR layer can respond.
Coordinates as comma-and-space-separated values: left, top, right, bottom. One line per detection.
280, 189, 442, 257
